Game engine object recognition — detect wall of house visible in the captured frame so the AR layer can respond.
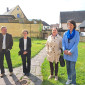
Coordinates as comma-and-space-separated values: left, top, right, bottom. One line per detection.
80, 27, 85, 32
0, 23, 43, 37
61, 23, 81, 30
11, 6, 26, 19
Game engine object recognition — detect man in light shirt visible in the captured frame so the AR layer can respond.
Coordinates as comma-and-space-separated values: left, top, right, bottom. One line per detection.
0, 26, 13, 77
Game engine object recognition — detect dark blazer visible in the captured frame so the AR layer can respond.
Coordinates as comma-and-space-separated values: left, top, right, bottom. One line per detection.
19, 37, 31, 56
0, 33, 13, 52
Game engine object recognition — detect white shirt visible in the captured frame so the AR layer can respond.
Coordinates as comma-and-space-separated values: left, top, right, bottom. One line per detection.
24, 39, 27, 50
2, 34, 6, 49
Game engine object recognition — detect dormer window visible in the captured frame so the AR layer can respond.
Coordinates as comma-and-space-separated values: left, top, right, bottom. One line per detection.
17, 8, 19, 10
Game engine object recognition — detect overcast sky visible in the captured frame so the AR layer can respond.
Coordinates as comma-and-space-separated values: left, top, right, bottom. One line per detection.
0, 0, 85, 24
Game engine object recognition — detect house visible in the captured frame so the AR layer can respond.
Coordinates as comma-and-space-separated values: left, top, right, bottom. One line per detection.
60, 11, 85, 30
42, 21, 50, 30
78, 20, 85, 32
50, 24, 59, 29
78, 20, 85, 42
78, 20, 85, 36
28, 19, 42, 24
0, 5, 43, 38
3, 5, 27, 23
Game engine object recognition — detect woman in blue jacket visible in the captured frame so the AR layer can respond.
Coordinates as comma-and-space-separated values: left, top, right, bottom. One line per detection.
62, 20, 79, 85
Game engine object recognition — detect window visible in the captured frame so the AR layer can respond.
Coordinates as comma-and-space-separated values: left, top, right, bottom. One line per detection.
17, 8, 19, 10
80, 32, 85, 36
17, 14, 20, 18
47, 27, 49, 29
84, 28, 85, 31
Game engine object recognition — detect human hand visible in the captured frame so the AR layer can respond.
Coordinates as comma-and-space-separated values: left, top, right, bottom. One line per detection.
67, 51, 72, 55
64, 50, 68, 55
23, 51, 28, 55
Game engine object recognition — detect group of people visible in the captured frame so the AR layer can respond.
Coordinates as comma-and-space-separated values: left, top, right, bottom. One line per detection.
0, 19, 79, 85
46, 20, 79, 85
0, 27, 31, 77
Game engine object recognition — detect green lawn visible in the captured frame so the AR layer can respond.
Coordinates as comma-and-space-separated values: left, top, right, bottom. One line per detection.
41, 42, 85, 85
4, 38, 46, 68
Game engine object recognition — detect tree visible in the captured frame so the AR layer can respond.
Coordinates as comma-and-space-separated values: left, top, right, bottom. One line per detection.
39, 24, 43, 38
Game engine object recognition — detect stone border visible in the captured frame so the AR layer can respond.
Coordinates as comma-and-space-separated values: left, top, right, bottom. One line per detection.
0, 47, 46, 85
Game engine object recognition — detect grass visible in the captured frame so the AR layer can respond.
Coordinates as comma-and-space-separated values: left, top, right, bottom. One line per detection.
41, 42, 85, 85
4, 37, 46, 68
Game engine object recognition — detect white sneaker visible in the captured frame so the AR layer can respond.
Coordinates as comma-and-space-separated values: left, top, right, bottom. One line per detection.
0, 73, 5, 77
48, 75, 53, 79
66, 79, 72, 85
55, 76, 58, 80
71, 84, 76, 85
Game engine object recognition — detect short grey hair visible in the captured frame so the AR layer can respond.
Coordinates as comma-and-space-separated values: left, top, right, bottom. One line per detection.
22, 29, 28, 34
1, 26, 7, 30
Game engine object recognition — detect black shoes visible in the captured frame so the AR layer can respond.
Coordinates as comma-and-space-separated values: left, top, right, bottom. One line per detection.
23, 73, 30, 76
23, 73, 27, 76
26, 73, 30, 76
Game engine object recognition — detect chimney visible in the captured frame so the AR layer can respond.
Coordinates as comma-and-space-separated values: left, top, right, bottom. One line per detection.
7, 7, 9, 12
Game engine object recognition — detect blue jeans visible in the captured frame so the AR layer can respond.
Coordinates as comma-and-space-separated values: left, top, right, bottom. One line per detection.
66, 60, 76, 84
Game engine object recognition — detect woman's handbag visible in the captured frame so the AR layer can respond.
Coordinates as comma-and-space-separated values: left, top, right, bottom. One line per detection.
59, 55, 65, 67
18, 51, 21, 55
59, 48, 65, 67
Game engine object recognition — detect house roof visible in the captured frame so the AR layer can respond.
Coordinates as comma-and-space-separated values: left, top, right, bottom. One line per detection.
78, 20, 85, 28
0, 15, 15, 19
0, 15, 16, 23
60, 11, 85, 23
3, 6, 16, 15
42, 21, 50, 26
3, 5, 27, 19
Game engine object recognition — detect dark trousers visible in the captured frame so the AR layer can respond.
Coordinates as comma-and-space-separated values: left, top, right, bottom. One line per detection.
49, 62, 58, 76
21, 53, 31, 74
0, 49, 13, 74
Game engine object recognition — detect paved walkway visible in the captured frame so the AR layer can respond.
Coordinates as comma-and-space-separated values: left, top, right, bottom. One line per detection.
0, 47, 47, 85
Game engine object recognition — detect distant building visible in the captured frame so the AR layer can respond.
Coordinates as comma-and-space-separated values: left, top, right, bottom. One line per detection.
42, 21, 50, 30
60, 11, 85, 30
79, 20, 85, 36
79, 20, 85, 32
50, 24, 59, 29
28, 19, 42, 24
0, 5, 43, 38
3, 5, 27, 23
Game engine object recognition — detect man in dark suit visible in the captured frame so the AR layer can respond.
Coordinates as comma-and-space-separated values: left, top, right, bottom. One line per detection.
19, 30, 31, 76
0, 26, 13, 77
